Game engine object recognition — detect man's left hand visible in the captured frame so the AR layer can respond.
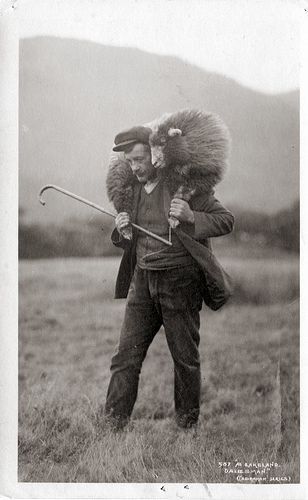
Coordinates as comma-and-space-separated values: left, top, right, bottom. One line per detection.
169, 198, 195, 224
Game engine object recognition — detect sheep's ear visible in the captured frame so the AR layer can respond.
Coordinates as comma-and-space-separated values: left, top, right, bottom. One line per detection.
168, 128, 182, 137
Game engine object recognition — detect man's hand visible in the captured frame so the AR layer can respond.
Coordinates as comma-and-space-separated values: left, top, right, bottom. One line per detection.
115, 212, 132, 239
169, 198, 195, 224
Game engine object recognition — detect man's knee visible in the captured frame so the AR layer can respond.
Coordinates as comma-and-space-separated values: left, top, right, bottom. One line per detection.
110, 346, 146, 374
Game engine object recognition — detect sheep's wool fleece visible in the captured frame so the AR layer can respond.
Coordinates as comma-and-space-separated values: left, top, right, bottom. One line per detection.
106, 109, 231, 214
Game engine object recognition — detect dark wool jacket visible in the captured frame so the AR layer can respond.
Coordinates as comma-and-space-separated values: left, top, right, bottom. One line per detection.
111, 182, 234, 310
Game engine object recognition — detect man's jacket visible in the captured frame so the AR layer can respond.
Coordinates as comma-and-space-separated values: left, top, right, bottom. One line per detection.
111, 182, 234, 310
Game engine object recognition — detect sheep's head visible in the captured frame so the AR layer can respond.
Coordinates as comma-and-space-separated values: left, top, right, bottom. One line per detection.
149, 125, 190, 169
148, 109, 231, 198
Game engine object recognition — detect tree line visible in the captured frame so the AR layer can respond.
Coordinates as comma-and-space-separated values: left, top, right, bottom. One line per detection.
229, 200, 299, 253
19, 200, 299, 259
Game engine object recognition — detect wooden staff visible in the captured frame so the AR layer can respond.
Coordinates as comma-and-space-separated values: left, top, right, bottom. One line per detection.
38, 184, 172, 247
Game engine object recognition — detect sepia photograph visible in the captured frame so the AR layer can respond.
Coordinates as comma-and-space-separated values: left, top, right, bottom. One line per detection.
0, 0, 303, 497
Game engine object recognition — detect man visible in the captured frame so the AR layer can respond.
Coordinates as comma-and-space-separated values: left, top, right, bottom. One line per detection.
105, 126, 234, 430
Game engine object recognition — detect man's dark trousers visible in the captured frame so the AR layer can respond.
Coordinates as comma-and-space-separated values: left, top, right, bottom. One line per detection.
105, 263, 204, 428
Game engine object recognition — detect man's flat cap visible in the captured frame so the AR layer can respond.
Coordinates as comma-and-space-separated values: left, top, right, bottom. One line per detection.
113, 126, 151, 152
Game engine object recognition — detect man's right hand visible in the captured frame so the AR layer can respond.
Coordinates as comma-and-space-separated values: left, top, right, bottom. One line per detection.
115, 212, 132, 239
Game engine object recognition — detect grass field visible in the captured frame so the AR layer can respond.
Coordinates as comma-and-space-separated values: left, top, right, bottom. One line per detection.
18, 255, 299, 483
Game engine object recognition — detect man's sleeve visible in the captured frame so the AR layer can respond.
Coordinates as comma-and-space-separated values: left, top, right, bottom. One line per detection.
186, 194, 235, 240
111, 227, 132, 249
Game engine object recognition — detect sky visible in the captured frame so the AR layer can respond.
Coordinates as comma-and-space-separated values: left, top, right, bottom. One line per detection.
17, 0, 300, 94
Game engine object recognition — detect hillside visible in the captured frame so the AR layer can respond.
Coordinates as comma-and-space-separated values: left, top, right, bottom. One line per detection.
19, 37, 299, 222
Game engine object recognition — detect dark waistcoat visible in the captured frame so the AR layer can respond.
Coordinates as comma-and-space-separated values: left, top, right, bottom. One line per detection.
136, 182, 193, 269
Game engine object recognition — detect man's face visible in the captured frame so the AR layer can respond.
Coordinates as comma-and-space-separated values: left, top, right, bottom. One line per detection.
124, 143, 157, 184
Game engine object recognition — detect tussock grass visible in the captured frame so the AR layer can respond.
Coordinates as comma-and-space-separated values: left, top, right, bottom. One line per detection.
18, 257, 299, 482
224, 257, 299, 305
20, 255, 299, 305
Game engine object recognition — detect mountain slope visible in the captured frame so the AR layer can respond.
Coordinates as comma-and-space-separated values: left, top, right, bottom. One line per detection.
19, 37, 299, 222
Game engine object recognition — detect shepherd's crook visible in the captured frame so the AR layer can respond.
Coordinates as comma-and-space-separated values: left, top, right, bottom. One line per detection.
39, 184, 172, 246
